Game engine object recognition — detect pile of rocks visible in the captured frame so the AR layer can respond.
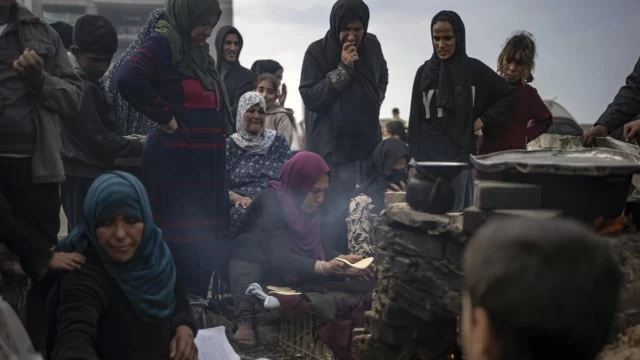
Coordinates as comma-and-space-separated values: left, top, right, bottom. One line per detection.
353, 203, 465, 359
354, 180, 640, 359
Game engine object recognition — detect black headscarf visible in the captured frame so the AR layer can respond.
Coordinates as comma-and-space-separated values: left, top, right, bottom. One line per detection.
300, 0, 385, 161
419, 10, 474, 153
358, 138, 409, 210
322, 0, 379, 105
251, 60, 283, 76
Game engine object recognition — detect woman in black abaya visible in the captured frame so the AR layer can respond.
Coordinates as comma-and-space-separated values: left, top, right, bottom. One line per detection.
407, 11, 518, 212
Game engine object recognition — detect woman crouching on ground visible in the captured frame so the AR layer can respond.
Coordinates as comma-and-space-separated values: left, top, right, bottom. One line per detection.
50, 171, 197, 360
229, 152, 371, 347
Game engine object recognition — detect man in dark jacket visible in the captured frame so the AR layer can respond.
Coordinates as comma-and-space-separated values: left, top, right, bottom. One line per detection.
60, 14, 144, 232
214, 25, 256, 122
299, 0, 388, 252
583, 57, 640, 145
0, 0, 83, 352
0, 0, 82, 245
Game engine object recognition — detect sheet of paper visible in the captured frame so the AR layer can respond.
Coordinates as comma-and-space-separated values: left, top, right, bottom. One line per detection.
194, 326, 240, 360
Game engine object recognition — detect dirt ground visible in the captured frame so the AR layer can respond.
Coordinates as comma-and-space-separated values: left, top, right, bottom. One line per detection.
600, 326, 640, 360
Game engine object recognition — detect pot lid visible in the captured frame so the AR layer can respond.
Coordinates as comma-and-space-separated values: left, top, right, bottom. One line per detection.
471, 148, 640, 176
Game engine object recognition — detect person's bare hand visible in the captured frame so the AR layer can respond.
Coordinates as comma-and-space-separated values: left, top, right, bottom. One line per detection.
387, 181, 406, 192
170, 325, 197, 360
234, 196, 252, 208
330, 255, 375, 279
168, 118, 178, 131
473, 118, 484, 132
161, 118, 179, 134
623, 120, 640, 142
13, 49, 45, 91
279, 83, 287, 107
581, 125, 609, 146
408, 167, 417, 180
324, 259, 361, 277
49, 252, 85, 271
341, 41, 358, 67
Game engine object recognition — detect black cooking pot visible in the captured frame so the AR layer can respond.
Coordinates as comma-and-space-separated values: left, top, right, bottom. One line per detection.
406, 161, 471, 214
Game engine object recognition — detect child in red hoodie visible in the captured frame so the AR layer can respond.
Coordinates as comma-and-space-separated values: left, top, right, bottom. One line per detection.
477, 32, 553, 178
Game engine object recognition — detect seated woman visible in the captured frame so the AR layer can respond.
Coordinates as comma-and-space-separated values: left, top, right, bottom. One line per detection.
227, 92, 292, 236
50, 171, 197, 360
347, 139, 409, 258
230, 152, 369, 347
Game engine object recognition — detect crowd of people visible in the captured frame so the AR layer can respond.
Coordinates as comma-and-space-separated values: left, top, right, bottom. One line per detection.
0, 0, 638, 358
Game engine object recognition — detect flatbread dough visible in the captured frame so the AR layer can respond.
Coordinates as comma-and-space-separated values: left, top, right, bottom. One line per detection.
266, 286, 301, 295
335, 257, 374, 269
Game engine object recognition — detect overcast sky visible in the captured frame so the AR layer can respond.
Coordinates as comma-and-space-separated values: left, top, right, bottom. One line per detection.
233, 0, 640, 125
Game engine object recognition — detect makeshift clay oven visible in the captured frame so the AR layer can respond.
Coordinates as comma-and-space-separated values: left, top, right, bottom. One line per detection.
471, 146, 640, 222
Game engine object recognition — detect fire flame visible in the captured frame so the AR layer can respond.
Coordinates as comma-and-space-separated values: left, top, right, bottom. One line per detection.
593, 215, 629, 235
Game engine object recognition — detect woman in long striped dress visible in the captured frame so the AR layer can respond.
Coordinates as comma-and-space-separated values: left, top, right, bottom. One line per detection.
116, 0, 234, 297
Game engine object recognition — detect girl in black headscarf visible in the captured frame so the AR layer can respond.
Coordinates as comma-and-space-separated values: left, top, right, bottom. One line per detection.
346, 139, 409, 257
408, 10, 519, 212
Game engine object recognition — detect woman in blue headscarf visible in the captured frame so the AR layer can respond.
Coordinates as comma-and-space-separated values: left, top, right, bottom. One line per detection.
50, 171, 197, 360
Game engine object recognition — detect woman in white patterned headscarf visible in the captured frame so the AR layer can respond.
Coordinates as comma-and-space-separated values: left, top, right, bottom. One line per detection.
226, 92, 292, 237
104, 8, 165, 136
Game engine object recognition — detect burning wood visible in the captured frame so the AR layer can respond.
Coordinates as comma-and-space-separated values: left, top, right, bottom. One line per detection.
593, 215, 630, 235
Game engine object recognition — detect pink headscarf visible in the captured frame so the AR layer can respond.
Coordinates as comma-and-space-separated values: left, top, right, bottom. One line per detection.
268, 152, 330, 261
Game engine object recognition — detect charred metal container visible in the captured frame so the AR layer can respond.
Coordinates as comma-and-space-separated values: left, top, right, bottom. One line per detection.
471, 148, 640, 222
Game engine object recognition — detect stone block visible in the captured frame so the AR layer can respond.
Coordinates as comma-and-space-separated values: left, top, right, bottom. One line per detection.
463, 207, 563, 234
372, 294, 422, 328
384, 203, 460, 235
474, 180, 541, 210
385, 191, 406, 205
365, 311, 416, 345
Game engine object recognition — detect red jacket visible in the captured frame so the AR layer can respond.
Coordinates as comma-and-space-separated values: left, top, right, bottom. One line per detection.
479, 82, 553, 155
476, 82, 553, 180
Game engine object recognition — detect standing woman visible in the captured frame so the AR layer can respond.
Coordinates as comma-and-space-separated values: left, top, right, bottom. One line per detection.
116, 0, 234, 297
408, 10, 518, 212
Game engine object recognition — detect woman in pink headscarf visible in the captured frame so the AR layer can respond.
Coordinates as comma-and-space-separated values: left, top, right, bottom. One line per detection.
229, 152, 369, 346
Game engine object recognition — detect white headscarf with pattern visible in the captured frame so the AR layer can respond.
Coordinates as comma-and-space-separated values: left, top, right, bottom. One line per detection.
230, 92, 276, 155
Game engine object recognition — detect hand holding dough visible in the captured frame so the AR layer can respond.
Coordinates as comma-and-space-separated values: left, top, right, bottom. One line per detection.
335, 257, 374, 269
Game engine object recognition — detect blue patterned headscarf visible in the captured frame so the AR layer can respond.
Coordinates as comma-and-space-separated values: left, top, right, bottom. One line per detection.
57, 171, 177, 319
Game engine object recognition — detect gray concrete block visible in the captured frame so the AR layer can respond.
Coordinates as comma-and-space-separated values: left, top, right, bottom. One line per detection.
463, 207, 563, 234
474, 180, 542, 210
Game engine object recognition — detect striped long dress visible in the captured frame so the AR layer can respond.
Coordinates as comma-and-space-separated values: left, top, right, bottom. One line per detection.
116, 32, 229, 297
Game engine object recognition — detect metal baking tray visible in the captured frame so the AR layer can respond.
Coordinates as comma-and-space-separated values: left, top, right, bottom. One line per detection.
471, 148, 640, 177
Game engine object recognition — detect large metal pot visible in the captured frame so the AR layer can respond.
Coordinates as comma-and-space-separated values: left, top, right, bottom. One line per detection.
471, 148, 640, 222
406, 161, 470, 214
